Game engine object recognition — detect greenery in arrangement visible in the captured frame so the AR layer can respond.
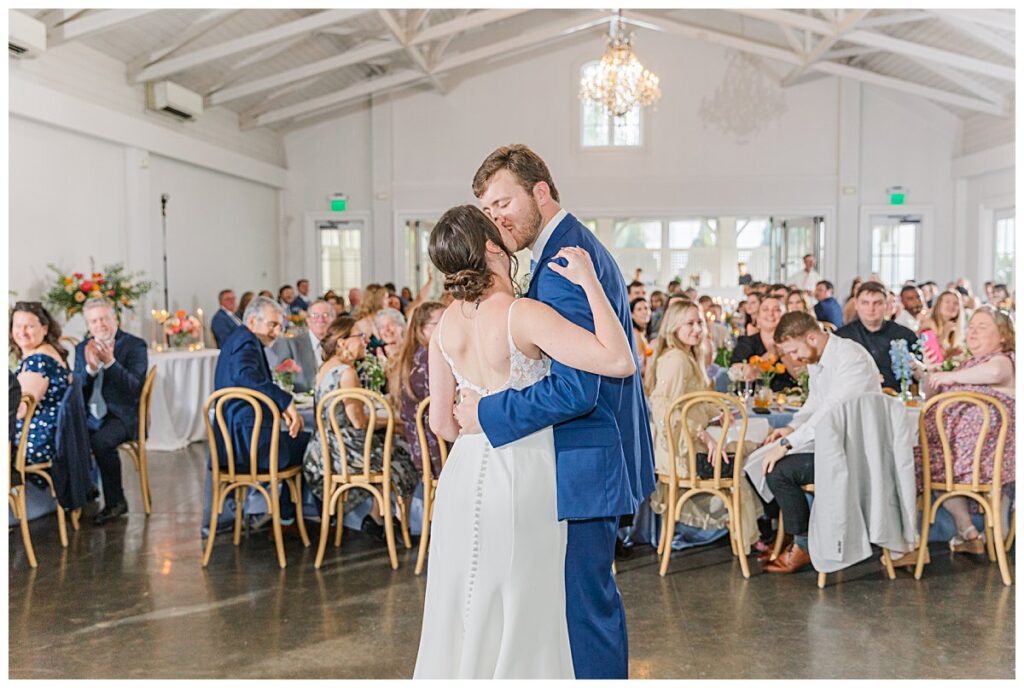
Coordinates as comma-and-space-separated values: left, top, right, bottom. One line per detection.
714, 346, 732, 368
357, 354, 387, 393
45, 263, 154, 319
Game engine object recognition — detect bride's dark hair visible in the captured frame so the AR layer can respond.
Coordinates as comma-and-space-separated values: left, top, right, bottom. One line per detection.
429, 205, 520, 302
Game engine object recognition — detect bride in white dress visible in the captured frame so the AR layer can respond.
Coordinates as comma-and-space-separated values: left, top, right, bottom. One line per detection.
413, 205, 636, 679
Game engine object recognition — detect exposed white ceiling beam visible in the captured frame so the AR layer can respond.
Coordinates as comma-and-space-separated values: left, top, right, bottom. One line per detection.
133, 9, 370, 84
823, 47, 882, 60
409, 8, 531, 46
49, 9, 158, 45
930, 10, 1015, 32
128, 9, 240, 82
209, 39, 398, 106
735, 9, 1015, 82
858, 11, 933, 30
931, 10, 1015, 58
777, 24, 805, 56
377, 9, 444, 94
907, 58, 1007, 108
251, 10, 611, 129
427, 10, 470, 64
407, 9, 430, 34
782, 9, 872, 87
204, 34, 314, 100
627, 11, 1006, 118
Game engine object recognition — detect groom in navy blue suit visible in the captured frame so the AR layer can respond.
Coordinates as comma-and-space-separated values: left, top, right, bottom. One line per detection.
456, 145, 655, 679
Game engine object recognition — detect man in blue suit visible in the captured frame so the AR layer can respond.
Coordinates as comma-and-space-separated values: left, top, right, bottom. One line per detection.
455, 145, 655, 679
214, 296, 309, 521
75, 297, 148, 524
211, 288, 243, 348
813, 280, 845, 329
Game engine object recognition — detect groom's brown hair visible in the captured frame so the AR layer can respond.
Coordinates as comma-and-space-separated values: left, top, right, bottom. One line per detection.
472, 144, 560, 203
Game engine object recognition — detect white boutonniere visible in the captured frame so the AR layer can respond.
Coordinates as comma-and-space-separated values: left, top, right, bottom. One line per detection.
518, 271, 533, 294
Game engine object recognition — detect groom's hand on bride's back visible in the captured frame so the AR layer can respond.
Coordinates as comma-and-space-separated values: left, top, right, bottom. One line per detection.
454, 389, 482, 435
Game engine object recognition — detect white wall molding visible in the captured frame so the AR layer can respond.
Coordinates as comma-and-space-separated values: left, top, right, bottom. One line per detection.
951, 142, 1015, 179
10, 73, 288, 189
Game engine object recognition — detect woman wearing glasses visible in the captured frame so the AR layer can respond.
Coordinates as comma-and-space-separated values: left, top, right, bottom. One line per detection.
302, 316, 418, 539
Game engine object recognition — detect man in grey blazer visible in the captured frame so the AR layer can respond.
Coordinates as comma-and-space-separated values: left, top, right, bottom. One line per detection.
267, 299, 332, 393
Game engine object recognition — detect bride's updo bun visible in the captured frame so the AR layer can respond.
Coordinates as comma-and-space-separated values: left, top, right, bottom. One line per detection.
429, 205, 518, 303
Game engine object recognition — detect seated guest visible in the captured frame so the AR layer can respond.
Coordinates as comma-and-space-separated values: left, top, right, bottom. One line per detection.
841, 277, 863, 324
269, 299, 332, 393
73, 297, 148, 524
992, 283, 1012, 311
919, 289, 966, 363
348, 287, 363, 312
920, 281, 939, 309
258, 289, 274, 299
400, 287, 414, 303
835, 281, 917, 391
215, 297, 308, 521
302, 317, 418, 536
388, 302, 445, 476
813, 280, 844, 329
236, 291, 255, 322
627, 280, 646, 301
631, 298, 653, 378
9, 371, 21, 441
896, 284, 928, 333
754, 311, 882, 573
729, 295, 799, 392
11, 302, 71, 467
375, 307, 407, 359
786, 289, 813, 314
742, 292, 761, 335
211, 289, 243, 348
667, 278, 682, 296
278, 284, 304, 316
646, 300, 763, 549
768, 283, 789, 300
649, 290, 667, 337
917, 305, 1015, 554
323, 291, 346, 318
293, 279, 311, 312
683, 287, 699, 302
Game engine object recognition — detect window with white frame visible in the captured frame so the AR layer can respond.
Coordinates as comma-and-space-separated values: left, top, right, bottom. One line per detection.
994, 209, 1014, 286
736, 217, 772, 283
871, 216, 919, 289
580, 62, 642, 148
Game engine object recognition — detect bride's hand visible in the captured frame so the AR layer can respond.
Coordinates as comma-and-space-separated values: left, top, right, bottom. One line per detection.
547, 246, 597, 288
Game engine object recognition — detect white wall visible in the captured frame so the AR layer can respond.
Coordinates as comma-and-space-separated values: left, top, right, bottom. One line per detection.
283, 28, 977, 294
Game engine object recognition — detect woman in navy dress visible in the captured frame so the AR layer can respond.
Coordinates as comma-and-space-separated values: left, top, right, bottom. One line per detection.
10, 302, 70, 465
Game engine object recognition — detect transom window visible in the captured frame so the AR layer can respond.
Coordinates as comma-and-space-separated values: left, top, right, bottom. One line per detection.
580, 62, 642, 148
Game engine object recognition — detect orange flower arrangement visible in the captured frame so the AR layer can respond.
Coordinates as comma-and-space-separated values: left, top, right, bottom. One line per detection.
748, 354, 786, 387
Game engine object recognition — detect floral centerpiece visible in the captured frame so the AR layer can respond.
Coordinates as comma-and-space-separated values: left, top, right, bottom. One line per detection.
286, 313, 307, 331
748, 354, 785, 408
45, 263, 154, 320
156, 309, 202, 349
357, 353, 387, 393
889, 339, 915, 401
274, 359, 302, 393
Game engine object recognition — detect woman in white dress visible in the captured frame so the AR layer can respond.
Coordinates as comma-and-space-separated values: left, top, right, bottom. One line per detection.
413, 205, 636, 679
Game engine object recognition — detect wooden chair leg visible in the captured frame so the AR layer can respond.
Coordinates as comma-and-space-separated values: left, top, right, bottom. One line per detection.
817, 572, 827, 589
984, 513, 998, 563
139, 447, 152, 515
611, 560, 617, 575
202, 481, 221, 567
333, 489, 345, 548
398, 495, 412, 550
771, 513, 786, 561
659, 491, 678, 577
382, 486, 399, 570
314, 486, 333, 569
656, 509, 669, 556
881, 548, 897, 580
992, 502, 1013, 587
1005, 509, 1015, 552
16, 488, 38, 568
55, 505, 68, 548
233, 487, 246, 546
288, 476, 311, 548
914, 500, 935, 580
70, 509, 81, 531
270, 482, 287, 569
732, 490, 750, 579
415, 489, 432, 576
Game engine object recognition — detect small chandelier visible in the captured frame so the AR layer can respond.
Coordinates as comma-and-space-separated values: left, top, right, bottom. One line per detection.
579, 11, 661, 117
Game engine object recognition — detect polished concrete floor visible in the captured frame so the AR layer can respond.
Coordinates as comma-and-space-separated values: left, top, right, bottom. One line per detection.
8, 442, 1016, 679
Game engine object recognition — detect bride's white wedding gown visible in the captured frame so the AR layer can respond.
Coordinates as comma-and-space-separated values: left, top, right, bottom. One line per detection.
413, 301, 575, 679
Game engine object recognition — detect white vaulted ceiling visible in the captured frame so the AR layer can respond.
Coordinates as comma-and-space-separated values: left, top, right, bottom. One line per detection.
17, 8, 1016, 132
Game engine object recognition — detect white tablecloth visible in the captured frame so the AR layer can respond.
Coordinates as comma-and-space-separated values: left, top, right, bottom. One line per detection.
147, 349, 220, 451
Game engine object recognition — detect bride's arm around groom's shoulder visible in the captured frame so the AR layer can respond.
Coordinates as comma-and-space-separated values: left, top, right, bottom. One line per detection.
516, 246, 635, 380
427, 326, 460, 443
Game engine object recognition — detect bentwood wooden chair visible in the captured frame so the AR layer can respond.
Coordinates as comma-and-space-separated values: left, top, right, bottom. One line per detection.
9, 393, 39, 567
118, 365, 157, 514
914, 391, 1014, 586
821, 321, 837, 333
313, 388, 411, 570
658, 391, 752, 578
202, 387, 311, 569
414, 397, 450, 575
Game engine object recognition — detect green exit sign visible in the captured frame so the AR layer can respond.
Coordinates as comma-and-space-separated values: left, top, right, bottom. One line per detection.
331, 198, 347, 212
890, 193, 905, 205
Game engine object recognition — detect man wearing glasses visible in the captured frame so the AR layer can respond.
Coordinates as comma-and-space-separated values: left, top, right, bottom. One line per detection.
269, 299, 333, 393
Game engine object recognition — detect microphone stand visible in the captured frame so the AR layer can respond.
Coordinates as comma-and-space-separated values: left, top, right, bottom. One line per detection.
161, 193, 169, 312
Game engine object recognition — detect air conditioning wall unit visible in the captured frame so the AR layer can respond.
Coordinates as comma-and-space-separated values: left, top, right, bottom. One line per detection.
9, 10, 47, 58
146, 81, 204, 121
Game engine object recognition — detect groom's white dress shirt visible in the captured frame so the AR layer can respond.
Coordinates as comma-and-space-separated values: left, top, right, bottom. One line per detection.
785, 334, 881, 454
531, 208, 568, 267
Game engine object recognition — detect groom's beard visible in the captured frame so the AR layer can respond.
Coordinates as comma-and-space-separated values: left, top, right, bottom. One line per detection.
512, 198, 544, 252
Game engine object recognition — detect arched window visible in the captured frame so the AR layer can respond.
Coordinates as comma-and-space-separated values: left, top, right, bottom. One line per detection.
580, 61, 642, 148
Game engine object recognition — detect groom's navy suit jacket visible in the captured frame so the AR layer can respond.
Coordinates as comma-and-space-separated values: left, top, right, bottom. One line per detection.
479, 212, 656, 520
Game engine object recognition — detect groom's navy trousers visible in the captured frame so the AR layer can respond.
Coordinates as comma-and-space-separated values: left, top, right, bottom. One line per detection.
479, 212, 656, 679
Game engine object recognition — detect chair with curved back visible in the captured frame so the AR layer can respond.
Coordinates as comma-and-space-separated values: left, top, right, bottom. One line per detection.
9, 393, 39, 567
658, 391, 752, 578
117, 365, 157, 514
313, 388, 412, 570
914, 390, 1014, 586
821, 321, 837, 333
17, 395, 80, 548
202, 387, 311, 569
414, 397, 450, 575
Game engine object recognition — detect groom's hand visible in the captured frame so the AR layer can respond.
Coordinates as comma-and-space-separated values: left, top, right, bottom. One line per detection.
454, 389, 482, 435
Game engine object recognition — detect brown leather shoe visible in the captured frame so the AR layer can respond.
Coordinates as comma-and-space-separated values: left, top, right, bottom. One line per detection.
756, 534, 792, 563
763, 543, 812, 573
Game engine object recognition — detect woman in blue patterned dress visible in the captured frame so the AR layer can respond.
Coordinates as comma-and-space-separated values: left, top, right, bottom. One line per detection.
10, 302, 70, 465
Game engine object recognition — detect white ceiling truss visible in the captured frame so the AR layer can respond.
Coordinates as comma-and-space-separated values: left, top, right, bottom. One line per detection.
22, 8, 1015, 132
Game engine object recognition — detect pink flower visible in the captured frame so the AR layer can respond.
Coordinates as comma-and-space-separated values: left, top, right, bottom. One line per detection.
275, 358, 302, 374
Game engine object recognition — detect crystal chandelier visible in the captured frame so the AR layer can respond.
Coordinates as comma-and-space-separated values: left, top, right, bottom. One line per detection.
579, 11, 661, 117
